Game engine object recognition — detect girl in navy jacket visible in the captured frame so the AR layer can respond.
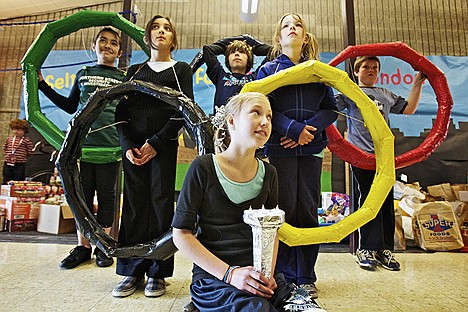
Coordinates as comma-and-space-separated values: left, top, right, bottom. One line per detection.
256, 13, 337, 298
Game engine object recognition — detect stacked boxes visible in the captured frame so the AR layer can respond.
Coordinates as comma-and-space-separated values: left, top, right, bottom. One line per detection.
36, 170, 76, 234
0, 181, 45, 232
319, 192, 350, 225
37, 203, 76, 234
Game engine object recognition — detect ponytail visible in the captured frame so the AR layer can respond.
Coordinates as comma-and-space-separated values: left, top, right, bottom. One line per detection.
302, 33, 320, 61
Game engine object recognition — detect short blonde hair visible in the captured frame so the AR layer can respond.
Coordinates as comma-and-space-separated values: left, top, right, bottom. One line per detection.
213, 92, 270, 153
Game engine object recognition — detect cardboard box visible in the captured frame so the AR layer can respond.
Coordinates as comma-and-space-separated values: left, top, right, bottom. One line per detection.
37, 204, 76, 234
5, 219, 37, 232
0, 208, 6, 232
1, 184, 45, 198
321, 192, 350, 216
0, 196, 41, 220
29, 203, 40, 220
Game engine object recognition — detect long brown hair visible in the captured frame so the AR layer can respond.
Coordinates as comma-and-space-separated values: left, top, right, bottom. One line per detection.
270, 13, 320, 61
144, 15, 178, 52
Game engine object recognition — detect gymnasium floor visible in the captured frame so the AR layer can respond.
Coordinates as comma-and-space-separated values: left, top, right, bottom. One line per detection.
0, 237, 466, 311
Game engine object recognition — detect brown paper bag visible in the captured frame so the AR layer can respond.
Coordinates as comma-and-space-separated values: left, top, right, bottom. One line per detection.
451, 201, 468, 251
394, 204, 406, 251
426, 183, 457, 202
412, 201, 463, 251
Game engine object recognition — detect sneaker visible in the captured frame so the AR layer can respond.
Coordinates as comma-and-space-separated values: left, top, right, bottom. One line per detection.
375, 250, 401, 271
183, 301, 199, 312
299, 283, 318, 299
145, 278, 166, 297
112, 276, 144, 297
59, 245, 92, 269
94, 248, 113, 268
284, 284, 326, 311
355, 249, 378, 270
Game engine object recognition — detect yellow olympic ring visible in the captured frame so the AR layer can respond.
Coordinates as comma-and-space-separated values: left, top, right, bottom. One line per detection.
241, 60, 395, 245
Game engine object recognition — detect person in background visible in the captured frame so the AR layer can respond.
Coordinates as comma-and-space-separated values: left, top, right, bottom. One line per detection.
256, 13, 338, 299
38, 27, 125, 269
335, 55, 426, 271
173, 92, 325, 311
112, 14, 193, 298
203, 36, 271, 114
2, 119, 33, 183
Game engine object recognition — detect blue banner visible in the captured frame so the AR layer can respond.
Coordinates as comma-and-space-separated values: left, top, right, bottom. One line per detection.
21, 50, 467, 137
372, 55, 468, 136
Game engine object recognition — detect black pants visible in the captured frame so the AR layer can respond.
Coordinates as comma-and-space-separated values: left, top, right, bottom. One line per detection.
116, 147, 177, 278
191, 273, 293, 312
3, 162, 26, 183
351, 166, 395, 251
269, 155, 322, 285
80, 161, 120, 228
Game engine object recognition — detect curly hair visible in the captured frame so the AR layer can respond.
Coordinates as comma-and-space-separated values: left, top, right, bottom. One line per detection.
9, 119, 29, 133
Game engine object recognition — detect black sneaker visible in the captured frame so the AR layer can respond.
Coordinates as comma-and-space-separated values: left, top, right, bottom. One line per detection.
375, 250, 401, 271
59, 245, 92, 269
355, 249, 378, 270
183, 301, 199, 312
94, 248, 114, 267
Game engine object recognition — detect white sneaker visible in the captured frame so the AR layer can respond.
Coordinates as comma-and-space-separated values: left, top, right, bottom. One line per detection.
112, 276, 144, 297
284, 284, 327, 311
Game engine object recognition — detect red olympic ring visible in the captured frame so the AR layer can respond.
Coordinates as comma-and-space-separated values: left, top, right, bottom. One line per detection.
326, 42, 453, 170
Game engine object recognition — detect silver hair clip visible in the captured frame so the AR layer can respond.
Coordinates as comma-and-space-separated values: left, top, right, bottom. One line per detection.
211, 105, 227, 130
211, 105, 228, 153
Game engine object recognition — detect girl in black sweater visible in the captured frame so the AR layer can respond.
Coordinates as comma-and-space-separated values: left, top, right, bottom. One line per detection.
112, 15, 193, 298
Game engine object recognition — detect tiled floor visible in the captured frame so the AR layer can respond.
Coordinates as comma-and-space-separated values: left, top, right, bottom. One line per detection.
0, 241, 466, 312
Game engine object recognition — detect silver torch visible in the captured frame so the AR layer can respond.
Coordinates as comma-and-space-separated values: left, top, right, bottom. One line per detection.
243, 206, 285, 278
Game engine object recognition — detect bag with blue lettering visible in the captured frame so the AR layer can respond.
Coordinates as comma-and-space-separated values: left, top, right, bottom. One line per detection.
412, 201, 463, 251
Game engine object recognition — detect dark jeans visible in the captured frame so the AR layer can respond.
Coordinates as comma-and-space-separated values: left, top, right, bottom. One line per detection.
269, 155, 322, 285
351, 166, 395, 251
80, 161, 121, 228
191, 273, 293, 312
116, 146, 177, 278
3, 162, 26, 183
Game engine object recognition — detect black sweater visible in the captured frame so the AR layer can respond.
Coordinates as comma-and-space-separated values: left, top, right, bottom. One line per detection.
172, 154, 279, 282
115, 62, 194, 154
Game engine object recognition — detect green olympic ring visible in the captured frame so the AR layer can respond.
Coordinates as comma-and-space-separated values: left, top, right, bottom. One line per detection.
21, 10, 149, 162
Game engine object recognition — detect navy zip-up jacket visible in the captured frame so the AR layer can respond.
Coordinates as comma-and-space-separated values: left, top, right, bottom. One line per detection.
256, 54, 338, 157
